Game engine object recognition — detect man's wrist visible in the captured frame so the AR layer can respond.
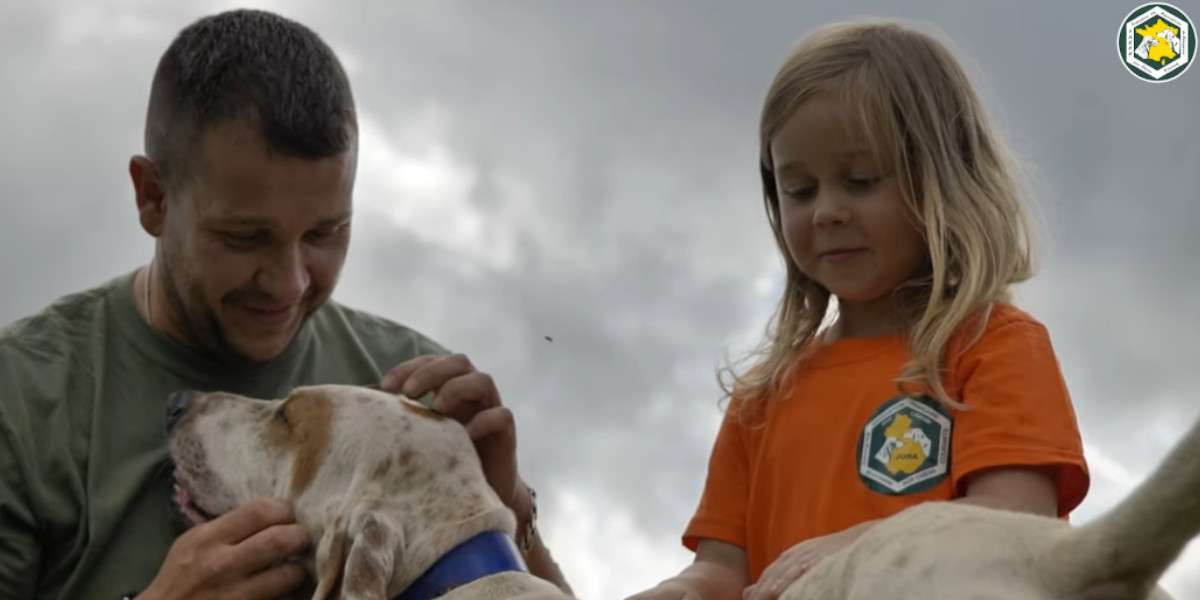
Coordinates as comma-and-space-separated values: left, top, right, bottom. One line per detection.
514, 482, 538, 554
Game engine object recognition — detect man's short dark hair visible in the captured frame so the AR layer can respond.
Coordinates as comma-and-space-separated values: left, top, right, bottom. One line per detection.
145, 9, 357, 190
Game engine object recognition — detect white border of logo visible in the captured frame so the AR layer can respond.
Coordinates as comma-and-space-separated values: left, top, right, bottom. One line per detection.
1119, 2, 1195, 82
858, 397, 952, 494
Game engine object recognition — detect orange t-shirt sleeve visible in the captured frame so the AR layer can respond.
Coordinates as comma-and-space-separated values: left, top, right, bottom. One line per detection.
950, 309, 1090, 515
682, 407, 749, 551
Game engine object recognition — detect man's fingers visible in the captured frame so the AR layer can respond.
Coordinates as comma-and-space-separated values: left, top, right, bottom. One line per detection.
465, 405, 516, 446
431, 373, 500, 423
236, 561, 308, 599
230, 523, 310, 573
203, 497, 295, 545
397, 353, 474, 398
464, 406, 519, 504
380, 354, 440, 393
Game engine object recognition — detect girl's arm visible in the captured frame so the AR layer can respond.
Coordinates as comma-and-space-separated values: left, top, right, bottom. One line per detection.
955, 465, 1059, 516
625, 539, 748, 600
745, 466, 1060, 600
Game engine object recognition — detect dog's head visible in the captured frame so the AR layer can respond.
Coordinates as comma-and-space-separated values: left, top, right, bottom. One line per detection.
165, 384, 516, 599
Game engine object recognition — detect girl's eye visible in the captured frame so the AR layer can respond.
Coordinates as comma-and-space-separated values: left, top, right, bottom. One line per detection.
846, 176, 879, 191
782, 186, 817, 201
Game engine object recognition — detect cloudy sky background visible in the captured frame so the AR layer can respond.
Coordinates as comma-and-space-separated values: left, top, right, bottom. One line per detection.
2, 0, 1199, 597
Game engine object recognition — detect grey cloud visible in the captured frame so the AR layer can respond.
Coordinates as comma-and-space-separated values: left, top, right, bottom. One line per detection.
3, 1, 1199, 597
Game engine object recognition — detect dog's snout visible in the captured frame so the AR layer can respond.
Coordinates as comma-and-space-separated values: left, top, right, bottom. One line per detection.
166, 390, 196, 431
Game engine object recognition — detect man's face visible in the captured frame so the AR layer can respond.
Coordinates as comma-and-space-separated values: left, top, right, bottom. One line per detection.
158, 121, 355, 364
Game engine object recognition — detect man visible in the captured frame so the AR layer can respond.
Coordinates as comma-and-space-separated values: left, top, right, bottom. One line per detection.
0, 9, 571, 599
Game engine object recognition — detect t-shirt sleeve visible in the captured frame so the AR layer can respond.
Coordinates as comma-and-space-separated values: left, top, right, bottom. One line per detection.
0, 411, 39, 600
682, 407, 750, 552
949, 312, 1090, 515
330, 303, 451, 397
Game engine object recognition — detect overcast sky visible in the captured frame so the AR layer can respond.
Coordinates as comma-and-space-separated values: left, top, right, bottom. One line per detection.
2, 1, 1198, 598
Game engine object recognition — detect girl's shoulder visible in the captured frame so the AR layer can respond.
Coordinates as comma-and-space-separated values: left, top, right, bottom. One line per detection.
946, 302, 1055, 368
983, 303, 1045, 330
975, 302, 1051, 343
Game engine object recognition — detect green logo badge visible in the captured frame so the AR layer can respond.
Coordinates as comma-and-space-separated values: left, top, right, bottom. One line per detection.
857, 395, 952, 495
1118, 3, 1195, 82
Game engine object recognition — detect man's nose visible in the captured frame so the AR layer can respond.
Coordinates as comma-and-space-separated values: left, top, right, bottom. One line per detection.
166, 390, 196, 431
257, 245, 311, 302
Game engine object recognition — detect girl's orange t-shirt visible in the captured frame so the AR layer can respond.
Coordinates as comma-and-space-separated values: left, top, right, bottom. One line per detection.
683, 304, 1090, 582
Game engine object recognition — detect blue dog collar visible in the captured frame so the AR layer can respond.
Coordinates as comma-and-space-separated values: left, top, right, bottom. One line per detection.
393, 530, 527, 600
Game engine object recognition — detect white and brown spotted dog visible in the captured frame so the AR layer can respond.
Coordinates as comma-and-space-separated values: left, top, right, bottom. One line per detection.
781, 415, 1200, 600
166, 384, 571, 600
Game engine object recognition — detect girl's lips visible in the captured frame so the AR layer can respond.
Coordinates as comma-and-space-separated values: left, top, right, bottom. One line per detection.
820, 248, 867, 262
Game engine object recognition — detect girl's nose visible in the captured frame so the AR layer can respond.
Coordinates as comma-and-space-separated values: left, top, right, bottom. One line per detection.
811, 193, 850, 227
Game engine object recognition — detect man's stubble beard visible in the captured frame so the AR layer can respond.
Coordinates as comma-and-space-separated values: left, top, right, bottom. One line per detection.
157, 244, 325, 368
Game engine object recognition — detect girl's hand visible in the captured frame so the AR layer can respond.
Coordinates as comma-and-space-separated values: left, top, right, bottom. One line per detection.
742, 521, 874, 600
624, 580, 703, 600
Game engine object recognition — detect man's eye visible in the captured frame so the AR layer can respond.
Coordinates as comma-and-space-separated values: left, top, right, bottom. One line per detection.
304, 224, 347, 244
304, 229, 334, 243
222, 232, 267, 248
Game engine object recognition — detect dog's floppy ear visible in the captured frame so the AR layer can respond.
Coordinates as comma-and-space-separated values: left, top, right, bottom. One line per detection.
311, 503, 404, 600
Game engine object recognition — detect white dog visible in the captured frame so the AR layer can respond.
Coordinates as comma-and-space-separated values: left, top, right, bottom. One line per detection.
782, 415, 1200, 600
166, 385, 572, 600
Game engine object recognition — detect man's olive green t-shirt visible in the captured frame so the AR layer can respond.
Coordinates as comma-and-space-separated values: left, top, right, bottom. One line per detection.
0, 272, 446, 599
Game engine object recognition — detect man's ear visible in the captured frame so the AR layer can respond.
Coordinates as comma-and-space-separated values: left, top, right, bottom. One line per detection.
129, 155, 168, 237
312, 503, 403, 600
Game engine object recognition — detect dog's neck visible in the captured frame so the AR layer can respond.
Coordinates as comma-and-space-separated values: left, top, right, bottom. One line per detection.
393, 503, 518, 591
391, 530, 526, 600
298, 494, 517, 597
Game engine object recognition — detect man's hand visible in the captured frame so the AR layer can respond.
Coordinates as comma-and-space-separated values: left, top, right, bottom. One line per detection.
139, 498, 309, 600
380, 354, 577, 594
381, 353, 525, 512
742, 522, 873, 600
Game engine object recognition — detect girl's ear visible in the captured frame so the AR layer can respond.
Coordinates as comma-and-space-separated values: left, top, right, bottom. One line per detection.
129, 155, 168, 237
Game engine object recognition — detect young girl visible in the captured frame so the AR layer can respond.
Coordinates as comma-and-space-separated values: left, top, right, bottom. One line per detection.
628, 19, 1089, 600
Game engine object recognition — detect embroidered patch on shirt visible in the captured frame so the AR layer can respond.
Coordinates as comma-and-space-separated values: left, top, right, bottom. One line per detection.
856, 395, 952, 495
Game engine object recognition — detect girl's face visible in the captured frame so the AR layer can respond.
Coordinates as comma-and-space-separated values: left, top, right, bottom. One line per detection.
770, 92, 927, 314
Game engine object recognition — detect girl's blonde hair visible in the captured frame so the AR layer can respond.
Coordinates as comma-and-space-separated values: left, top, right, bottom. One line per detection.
722, 19, 1036, 417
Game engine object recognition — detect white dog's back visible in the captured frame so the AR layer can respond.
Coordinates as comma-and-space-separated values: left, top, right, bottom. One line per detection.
782, 413, 1200, 600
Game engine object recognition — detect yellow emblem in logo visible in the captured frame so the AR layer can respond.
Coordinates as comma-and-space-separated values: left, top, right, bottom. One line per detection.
882, 414, 931, 475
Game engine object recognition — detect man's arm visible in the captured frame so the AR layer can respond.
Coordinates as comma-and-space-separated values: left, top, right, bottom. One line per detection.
511, 484, 572, 594
522, 528, 573, 593
0, 417, 39, 600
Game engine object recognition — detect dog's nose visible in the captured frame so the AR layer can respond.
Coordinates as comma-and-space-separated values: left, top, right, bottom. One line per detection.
166, 390, 195, 431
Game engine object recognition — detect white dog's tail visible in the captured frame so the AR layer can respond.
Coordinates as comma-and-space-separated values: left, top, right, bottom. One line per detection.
1055, 415, 1200, 595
